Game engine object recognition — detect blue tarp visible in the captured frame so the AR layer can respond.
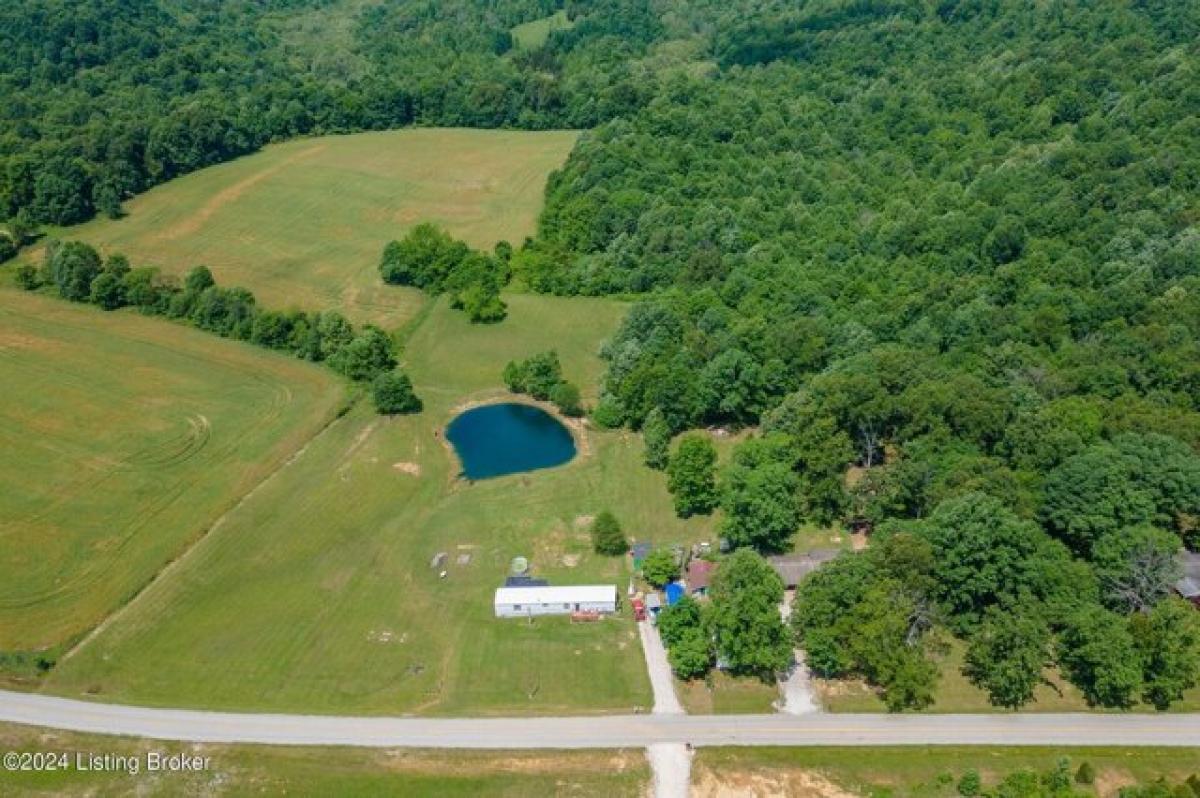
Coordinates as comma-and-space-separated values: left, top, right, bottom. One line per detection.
664, 582, 684, 606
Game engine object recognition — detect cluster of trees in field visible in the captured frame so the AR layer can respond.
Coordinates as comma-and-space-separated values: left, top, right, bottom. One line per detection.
502, 350, 584, 416
379, 223, 508, 322
0, 0, 669, 227
18, 240, 420, 413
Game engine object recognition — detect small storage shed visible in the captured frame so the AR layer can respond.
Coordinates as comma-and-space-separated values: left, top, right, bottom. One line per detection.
686, 559, 715, 596
494, 584, 618, 618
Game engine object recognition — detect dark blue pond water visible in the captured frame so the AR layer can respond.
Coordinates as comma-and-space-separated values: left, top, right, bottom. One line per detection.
445, 403, 576, 480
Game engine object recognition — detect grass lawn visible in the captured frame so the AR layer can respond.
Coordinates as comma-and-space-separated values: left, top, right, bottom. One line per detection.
0, 724, 647, 797
817, 637, 1200, 714
677, 671, 779, 715
46, 293, 723, 715
0, 289, 345, 666
510, 10, 574, 50
694, 746, 1200, 797
28, 128, 577, 328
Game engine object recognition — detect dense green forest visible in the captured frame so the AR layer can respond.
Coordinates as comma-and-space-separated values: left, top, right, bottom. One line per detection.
4, 0, 1200, 710
0, 0, 660, 225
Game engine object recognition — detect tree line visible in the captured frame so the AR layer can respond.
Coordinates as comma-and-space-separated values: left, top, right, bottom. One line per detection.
18, 240, 420, 415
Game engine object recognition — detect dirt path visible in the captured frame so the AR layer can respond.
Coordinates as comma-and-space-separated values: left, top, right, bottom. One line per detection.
155, 144, 327, 242
637, 620, 684, 715
777, 594, 821, 715
638, 620, 690, 796
647, 743, 692, 798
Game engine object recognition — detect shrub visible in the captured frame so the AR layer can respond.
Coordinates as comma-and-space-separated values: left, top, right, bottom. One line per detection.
14, 262, 39, 290
551, 381, 583, 417
957, 771, 981, 797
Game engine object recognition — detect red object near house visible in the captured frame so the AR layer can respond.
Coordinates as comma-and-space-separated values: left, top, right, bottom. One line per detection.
631, 598, 646, 621
571, 610, 601, 622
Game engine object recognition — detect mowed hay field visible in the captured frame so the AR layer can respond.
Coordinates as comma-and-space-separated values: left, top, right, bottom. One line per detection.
0, 290, 346, 660
45, 129, 578, 327
0, 725, 649, 797
48, 293, 722, 715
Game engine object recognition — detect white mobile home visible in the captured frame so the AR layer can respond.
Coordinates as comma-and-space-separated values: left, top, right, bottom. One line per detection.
494, 585, 618, 618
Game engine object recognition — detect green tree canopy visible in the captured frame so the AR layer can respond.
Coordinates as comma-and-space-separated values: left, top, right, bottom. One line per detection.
1131, 597, 1200, 711
1056, 604, 1143, 709
964, 604, 1051, 709
667, 433, 718, 517
372, 371, 422, 415
590, 510, 628, 556
641, 548, 679, 587
642, 407, 671, 470
707, 549, 792, 679
1091, 526, 1183, 614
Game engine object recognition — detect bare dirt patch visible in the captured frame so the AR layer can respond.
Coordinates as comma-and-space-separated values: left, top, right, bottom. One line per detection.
1094, 769, 1139, 797
693, 768, 860, 798
392, 461, 421, 476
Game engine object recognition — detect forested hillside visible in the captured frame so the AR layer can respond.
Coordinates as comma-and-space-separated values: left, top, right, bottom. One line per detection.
0, 0, 663, 226
530, 0, 1200, 520
526, 0, 1200, 708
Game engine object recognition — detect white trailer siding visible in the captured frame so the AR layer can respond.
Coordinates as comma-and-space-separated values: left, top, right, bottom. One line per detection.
494, 585, 617, 618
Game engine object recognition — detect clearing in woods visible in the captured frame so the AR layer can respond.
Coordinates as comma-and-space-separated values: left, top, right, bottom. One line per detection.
510, 10, 575, 50
37, 129, 578, 327
0, 290, 346, 666
46, 293, 726, 715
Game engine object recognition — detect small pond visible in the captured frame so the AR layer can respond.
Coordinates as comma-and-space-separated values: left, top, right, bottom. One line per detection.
445, 402, 576, 480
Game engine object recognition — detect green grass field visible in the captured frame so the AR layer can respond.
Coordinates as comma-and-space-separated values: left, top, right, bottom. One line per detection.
0, 724, 648, 797
510, 11, 575, 50
0, 289, 345, 665
35, 129, 577, 327
45, 293, 724, 714
695, 747, 1200, 797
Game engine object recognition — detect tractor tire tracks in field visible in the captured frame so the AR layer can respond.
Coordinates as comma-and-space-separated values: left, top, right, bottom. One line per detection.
53, 405, 353, 670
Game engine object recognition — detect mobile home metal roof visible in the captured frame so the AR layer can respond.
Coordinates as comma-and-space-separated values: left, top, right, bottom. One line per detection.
494, 585, 616, 606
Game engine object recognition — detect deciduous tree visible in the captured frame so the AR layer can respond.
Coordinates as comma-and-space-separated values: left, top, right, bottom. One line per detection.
667, 433, 718, 517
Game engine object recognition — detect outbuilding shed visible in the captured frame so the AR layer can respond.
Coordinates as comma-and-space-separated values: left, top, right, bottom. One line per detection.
686, 559, 715, 596
494, 584, 617, 618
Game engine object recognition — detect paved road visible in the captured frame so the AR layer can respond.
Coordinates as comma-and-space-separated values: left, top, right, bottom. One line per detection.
2, 691, 1198, 749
